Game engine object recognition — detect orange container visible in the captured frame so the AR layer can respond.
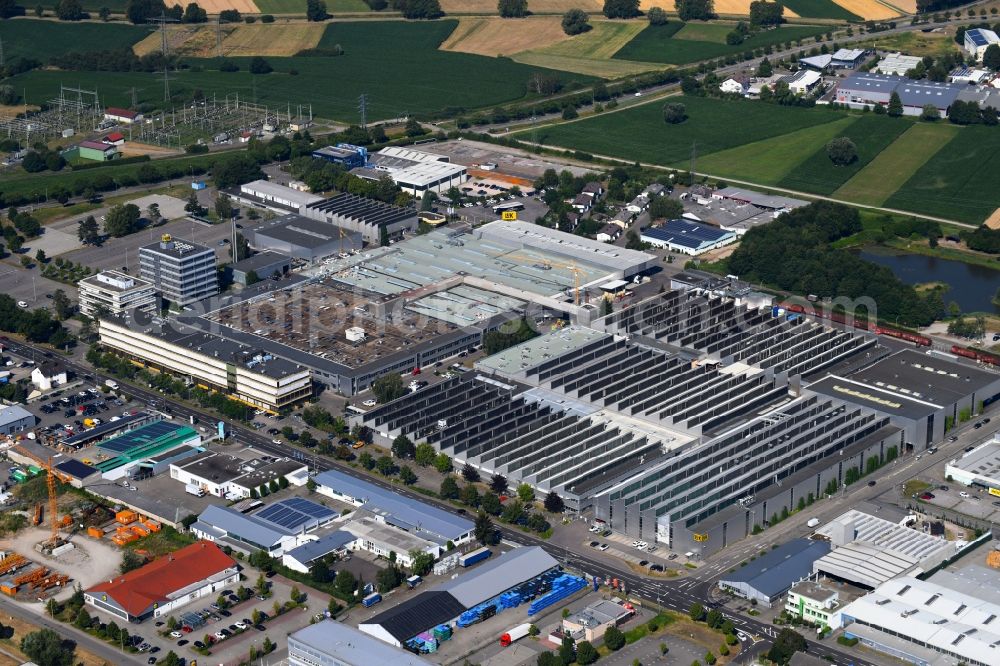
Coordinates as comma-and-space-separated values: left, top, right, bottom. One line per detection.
0, 583, 16, 596
131, 525, 150, 537
87, 526, 103, 539
115, 510, 138, 525
143, 520, 161, 532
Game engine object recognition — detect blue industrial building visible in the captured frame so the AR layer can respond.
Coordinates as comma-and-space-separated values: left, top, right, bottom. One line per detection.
640, 219, 737, 256
717, 538, 831, 607
311, 143, 368, 169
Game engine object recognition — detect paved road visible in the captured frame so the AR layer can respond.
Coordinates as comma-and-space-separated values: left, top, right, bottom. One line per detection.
3, 338, 897, 666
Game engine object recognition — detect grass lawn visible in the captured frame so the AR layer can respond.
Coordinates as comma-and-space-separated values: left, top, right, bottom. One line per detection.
523, 96, 846, 167
8, 21, 591, 122
870, 31, 959, 58
778, 114, 913, 196
697, 116, 855, 184
327, 0, 373, 10
778, 0, 860, 19
884, 126, 1000, 224
613, 23, 828, 65
0, 19, 153, 60
833, 123, 959, 207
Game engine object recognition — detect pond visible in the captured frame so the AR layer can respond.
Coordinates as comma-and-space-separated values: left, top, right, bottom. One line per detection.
856, 246, 1000, 315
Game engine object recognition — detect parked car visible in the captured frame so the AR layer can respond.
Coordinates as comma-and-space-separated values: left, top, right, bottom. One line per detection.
597, 543, 609, 551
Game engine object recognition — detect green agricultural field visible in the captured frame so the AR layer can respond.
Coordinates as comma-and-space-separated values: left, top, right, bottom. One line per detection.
883, 126, 1000, 224
778, 115, 913, 195
327, 0, 373, 10
777, 0, 859, 20
80, 0, 130, 11
0, 19, 153, 61
696, 116, 854, 184
254, 0, 307, 12
833, 123, 958, 207
612, 23, 828, 65
6, 21, 590, 122
523, 96, 845, 167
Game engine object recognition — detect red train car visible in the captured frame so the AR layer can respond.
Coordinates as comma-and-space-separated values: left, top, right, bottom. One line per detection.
951, 345, 1000, 367
778, 302, 931, 346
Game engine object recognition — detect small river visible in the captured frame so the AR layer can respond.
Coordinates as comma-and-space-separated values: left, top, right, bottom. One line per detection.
856, 246, 1000, 315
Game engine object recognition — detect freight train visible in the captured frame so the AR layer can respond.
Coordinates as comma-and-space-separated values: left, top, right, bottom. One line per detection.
779, 303, 932, 346
950, 345, 1000, 368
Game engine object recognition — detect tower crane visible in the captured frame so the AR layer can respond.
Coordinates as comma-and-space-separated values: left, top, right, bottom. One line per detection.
11, 446, 72, 547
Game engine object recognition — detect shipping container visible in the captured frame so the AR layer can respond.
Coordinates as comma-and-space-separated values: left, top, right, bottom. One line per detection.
362, 593, 382, 607
459, 547, 492, 568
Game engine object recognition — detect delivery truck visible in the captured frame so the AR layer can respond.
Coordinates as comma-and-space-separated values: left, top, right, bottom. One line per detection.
362, 593, 382, 608
185, 484, 206, 497
500, 623, 532, 647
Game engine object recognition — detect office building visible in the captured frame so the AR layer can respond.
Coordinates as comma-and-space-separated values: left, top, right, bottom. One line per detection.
78, 270, 158, 317
139, 235, 218, 306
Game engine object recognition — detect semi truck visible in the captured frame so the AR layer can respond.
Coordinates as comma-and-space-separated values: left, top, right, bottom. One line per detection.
362, 593, 382, 608
459, 547, 492, 567
185, 484, 206, 497
500, 623, 532, 647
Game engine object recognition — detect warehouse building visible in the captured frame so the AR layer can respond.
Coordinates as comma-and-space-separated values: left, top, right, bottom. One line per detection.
717, 539, 831, 607
234, 180, 323, 214
311, 143, 368, 170
805, 349, 1000, 451
302, 193, 417, 244
228, 251, 291, 286
359, 547, 559, 648
830, 48, 868, 69
289, 620, 434, 666
640, 219, 737, 255
0, 405, 34, 436
358, 146, 468, 195
964, 27, 1000, 60
812, 509, 955, 589
170, 450, 308, 499
85, 541, 238, 622
315, 468, 473, 546
191, 499, 334, 557
839, 566, 1000, 666
944, 438, 1000, 492
245, 214, 362, 261
91, 421, 202, 481
98, 317, 313, 412
835, 73, 963, 116
282, 531, 357, 574
78, 270, 158, 317
875, 53, 923, 76
138, 235, 218, 306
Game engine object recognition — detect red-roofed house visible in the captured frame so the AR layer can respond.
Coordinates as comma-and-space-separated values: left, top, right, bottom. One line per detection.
85, 541, 238, 622
104, 107, 143, 125
103, 132, 126, 146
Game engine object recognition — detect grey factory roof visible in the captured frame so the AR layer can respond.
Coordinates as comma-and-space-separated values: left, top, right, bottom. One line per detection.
838, 574, 1000, 666
831, 48, 866, 62
876, 53, 923, 75
804, 374, 942, 421
714, 187, 807, 211
642, 220, 734, 250
894, 79, 963, 108
306, 192, 415, 228
315, 468, 473, 541
846, 350, 999, 408
283, 531, 356, 566
194, 504, 293, 548
813, 509, 953, 587
230, 251, 290, 274
139, 237, 213, 260
405, 284, 526, 328
438, 547, 559, 607
838, 72, 900, 94
946, 440, 1000, 485
367, 148, 466, 188
476, 326, 610, 376
240, 180, 323, 208
477, 220, 656, 274
362, 591, 466, 643
719, 538, 830, 598
109, 317, 307, 380
799, 54, 832, 69
290, 620, 434, 666
0, 404, 34, 426
249, 214, 362, 251
328, 227, 618, 298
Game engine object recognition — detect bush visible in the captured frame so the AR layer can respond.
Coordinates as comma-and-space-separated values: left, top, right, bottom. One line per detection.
562, 8, 590, 35
261, 13, 274, 21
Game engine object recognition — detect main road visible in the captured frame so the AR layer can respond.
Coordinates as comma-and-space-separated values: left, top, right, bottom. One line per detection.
18, 338, 996, 665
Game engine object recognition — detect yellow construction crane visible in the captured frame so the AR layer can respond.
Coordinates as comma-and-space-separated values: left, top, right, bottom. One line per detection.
12, 447, 72, 547
498, 252, 587, 306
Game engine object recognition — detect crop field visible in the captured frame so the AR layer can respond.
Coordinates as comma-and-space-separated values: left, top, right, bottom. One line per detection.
883, 127, 1000, 224
441, 17, 570, 56
196, 0, 260, 13
8, 21, 591, 121
696, 116, 854, 184
833, 123, 958, 207
327, 0, 372, 10
828, 0, 901, 19
523, 96, 845, 167
440, 0, 602, 12
0, 19, 153, 60
253, 0, 304, 10
777, 0, 860, 19
777, 115, 913, 195
513, 20, 661, 77
134, 23, 326, 57
612, 23, 828, 65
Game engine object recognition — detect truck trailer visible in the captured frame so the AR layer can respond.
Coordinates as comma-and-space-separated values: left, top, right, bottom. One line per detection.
459, 547, 492, 567
500, 623, 532, 647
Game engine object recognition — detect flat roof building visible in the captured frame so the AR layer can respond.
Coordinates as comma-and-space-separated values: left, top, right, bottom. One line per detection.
311, 143, 368, 170
191, 504, 309, 557
289, 620, 434, 666
85, 541, 238, 622
99, 317, 312, 412
875, 53, 923, 76
563, 599, 634, 642
830, 48, 867, 69
945, 438, 1000, 491
228, 251, 291, 286
90, 420, 201, 481
246, 214, 362, 261
78, 270, 158, 317
835, 72, 964, 116
139, 235, 218, 306
640, 219, 737, 255
170, 450, 308, 499
361, 146, 468, 195
282, 531, 357, 573
717, 539, 831, 607
235, 179, 323, 214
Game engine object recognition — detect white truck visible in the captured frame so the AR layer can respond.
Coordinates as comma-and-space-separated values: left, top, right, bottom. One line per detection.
185, 483, 206, 497
500, 623, 532, 647
806, 518, 820, 528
